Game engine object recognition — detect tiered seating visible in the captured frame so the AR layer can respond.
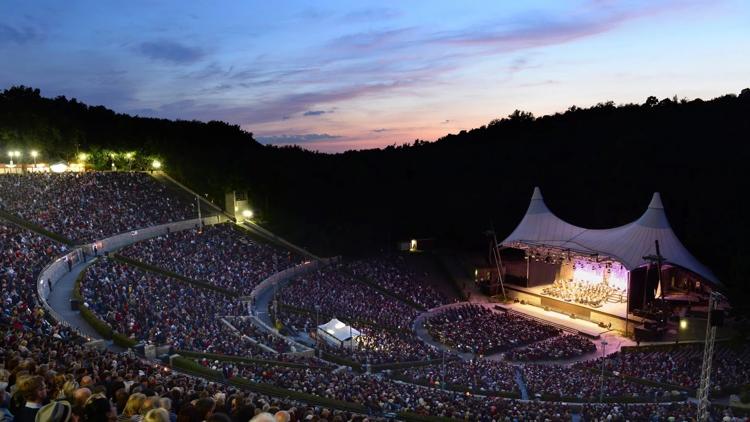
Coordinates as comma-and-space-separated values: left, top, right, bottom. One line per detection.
317, 326, 441, 364
399, 359, 518, 393
80, 259, 248, 353
0, 172, 198, 243
508, 333, 596, 361
228, 317, 293, 354
575, 344, 750, 393
0, 219, 367, 422
425, 304, 560, 354
2, 173, 746, 422
120, 224, 301, 295
0, 221, 68, 334
521, 363, 673, 401
278, 266, 418, 330
346, 256, 451, 309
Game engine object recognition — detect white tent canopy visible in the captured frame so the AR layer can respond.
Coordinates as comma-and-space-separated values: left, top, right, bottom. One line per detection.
501, 187, 719, 285
317, 318, 361, 347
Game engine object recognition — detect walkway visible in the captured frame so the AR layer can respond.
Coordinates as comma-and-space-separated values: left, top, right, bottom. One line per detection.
46, 257, 120, 349
253, 279, 277, 329
412, 303, 476, 361
513, 366, 529, 400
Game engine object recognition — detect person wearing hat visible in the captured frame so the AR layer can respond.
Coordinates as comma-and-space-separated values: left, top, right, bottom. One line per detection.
35, 401, 71, 422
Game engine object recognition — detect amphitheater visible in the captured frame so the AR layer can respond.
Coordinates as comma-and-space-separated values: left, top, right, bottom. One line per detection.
1, 170, 748, 422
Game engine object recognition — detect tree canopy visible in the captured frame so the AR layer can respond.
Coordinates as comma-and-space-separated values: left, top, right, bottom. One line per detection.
1, 85, 749, 309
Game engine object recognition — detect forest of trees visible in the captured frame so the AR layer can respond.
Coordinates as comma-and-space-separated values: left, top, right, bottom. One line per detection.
1, 86, 749, 309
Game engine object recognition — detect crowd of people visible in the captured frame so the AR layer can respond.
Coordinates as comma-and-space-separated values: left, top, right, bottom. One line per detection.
520, 363, 678, 402
228, 318, 292, 355
425, 305, 560, 355
575, 344, 750, 393
345, 256, 450, 309
227, 358, 562, 418
4, 169, 750, 421
0, 220, 372, 422
120, 224, 300, 295
0, 222, 68, 332
317, 326, 442, 365
0, 172, 199, 243
1, 322, 375, 422
508, 334, 597, 361
398, 359, 518, 394
80, 259, 252, 355
278, 267, 418, 331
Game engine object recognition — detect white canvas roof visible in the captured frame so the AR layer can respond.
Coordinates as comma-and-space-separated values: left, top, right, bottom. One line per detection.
501, 187, 719, 285
317, 318, 361, 342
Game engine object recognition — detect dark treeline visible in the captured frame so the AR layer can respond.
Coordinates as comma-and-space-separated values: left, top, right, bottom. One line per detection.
1, 86, 749, 307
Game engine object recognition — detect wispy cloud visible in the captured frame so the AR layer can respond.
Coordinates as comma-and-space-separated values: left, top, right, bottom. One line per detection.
0, 23, 40, 45
256, 133, 341, 145
429, 1, 683, 53
371, 128, 389, 133
137, 40, 205, 64
303, 109, 329, 116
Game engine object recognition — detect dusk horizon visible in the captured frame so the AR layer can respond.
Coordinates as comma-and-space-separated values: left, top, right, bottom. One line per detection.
2, 0, 749, 152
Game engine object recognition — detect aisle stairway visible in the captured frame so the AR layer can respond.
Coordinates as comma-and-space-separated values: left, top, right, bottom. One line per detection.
513, 366, 529, 400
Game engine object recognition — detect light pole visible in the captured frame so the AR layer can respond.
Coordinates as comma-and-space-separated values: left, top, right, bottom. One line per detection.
124, 152, 135, 170
7, 151, 20, 166
196, 196, 203, 230
599, 339, 608, 402
30, 150, 38, 166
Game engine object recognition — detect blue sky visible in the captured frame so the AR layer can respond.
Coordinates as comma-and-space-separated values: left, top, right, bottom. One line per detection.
1, 0, 748, 152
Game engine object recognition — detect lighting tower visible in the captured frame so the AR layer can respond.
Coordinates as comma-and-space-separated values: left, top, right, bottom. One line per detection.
486, 227, 507, 300
697, 291, 722, 421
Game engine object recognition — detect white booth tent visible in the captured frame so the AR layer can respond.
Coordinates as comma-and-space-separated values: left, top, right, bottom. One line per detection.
317, 318, 361, 348
500, 187, 719, 285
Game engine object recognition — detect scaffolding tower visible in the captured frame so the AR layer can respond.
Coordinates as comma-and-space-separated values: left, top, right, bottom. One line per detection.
696, 291, 722, 421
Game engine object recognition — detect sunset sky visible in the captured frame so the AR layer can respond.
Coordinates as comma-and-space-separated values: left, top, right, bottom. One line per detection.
1, 0, 748, 152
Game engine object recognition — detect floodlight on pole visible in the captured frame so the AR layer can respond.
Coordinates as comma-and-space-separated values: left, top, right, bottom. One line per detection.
30, 150, 38, 166
151, 160, 162, 169
125, 152, 135, 170
7, 150, 20, 166
78, 152, 89, 163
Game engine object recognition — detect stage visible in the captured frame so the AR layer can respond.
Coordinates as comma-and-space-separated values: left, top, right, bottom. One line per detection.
493, 302, 608, 338
512, 284, 628, 318
503, 284, 642, 335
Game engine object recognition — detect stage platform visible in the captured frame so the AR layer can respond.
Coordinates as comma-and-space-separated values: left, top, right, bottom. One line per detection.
493, 302, 608, 339
513, 284, 628, 318
503, 284, 640, 334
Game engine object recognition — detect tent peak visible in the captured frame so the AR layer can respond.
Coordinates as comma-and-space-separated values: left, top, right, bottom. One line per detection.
648, 192, 664, 210
531, 186, 543, 200
636, 192, 669, 229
